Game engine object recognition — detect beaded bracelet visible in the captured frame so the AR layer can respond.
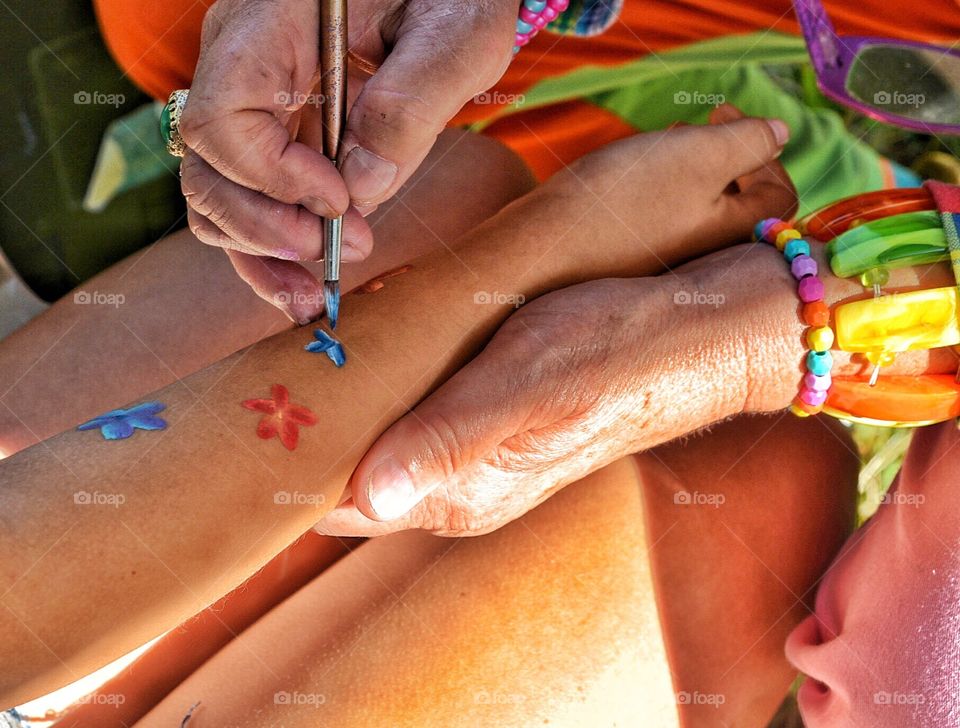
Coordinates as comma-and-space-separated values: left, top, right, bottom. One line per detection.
755, 218, 835, 418
514, 0, 570, 53
749, 186, 960, 428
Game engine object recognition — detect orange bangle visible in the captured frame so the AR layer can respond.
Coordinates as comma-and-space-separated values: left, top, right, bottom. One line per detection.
826, 375, 960, 426
797, 187, 936, 241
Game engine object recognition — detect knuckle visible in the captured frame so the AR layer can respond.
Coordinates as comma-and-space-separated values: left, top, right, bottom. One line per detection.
199, 4, 224, 40
411, 410, 468, 480
495, 319, 549, 359
413, 494, 455, 532
419, 493, 492, 537
354, 86, 447, 140
176, 106, 207, 150
184, 180, 233, 231
493, 318, 562, 378
188, 217, 206, 241
438, 510, 489, 537
178, 153, 206, 189
493, 431, 559, 474
261, 165, 297, 203
181, 113, 297, 203
422, 1, 515, 78
187, 212, 222, 246
463, 24, 516, 83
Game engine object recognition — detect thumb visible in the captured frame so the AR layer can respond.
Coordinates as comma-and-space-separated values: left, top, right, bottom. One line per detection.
350, 349, 527, 521
338, 6, 516, 207
701, 114, 791, 182
706, 113, 798, 228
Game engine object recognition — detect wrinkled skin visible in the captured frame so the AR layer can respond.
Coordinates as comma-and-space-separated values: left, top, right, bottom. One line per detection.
316, 106, 798, 537
179, 0, 517, 321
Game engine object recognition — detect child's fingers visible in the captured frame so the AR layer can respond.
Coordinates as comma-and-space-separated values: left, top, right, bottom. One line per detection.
733, 150, 795, 201
699, 116, 791, 183
723, 120, 798, 226
726, 176, 799, 234
707, 102, 745, 126
716, 147, 797, 236
709, 104, 763, 189
707, 104, 792, 194
703, 107, 799, 229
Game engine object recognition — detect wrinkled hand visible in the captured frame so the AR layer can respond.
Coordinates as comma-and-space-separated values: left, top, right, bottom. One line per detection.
179, 0, 517, 323
315, 107, 798, 537
317, 278, 667, 537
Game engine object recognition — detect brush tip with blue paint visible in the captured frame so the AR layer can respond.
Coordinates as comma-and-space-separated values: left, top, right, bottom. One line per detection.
323, 280, 340, 330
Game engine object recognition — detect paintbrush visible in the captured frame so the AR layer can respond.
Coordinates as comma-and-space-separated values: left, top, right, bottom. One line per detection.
320, 0, 347, 329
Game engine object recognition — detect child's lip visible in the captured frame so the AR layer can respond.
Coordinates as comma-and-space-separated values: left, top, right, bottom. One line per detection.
796, 674, 834, 723
798, 675, 830, 700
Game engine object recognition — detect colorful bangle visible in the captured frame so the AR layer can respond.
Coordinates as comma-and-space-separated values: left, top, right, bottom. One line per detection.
796, 186, 936, 241
773, 185, 960, 428
514, 0, 569, 53
755, 218, 835, 417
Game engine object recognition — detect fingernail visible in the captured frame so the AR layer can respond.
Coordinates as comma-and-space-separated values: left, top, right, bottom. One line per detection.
767, 119, 790, 147
287, 309, 314, 327
355, 202, 380, 218
275, 248, 301, 261
280, 309, 310, 327
366, 458, 419, 520
277, 301, 312, 327
341, 147, 398, 204
299, 196, 338, 218
340, 241, 366, 262
284, 291, 319, 326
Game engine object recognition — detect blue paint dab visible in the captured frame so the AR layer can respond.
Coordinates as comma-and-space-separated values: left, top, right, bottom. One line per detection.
305, 329, 346, 367
77, 401, 167, 440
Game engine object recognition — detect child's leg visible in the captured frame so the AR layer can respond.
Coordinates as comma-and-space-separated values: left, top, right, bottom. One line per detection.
136, 458, 677, 728
44, 532, 356, 728
638, 413, 858, 726
0, 129, 535, 456
124, 415, 856, 728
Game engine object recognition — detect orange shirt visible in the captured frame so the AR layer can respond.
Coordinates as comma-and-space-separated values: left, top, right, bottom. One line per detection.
94, 0, 960, 176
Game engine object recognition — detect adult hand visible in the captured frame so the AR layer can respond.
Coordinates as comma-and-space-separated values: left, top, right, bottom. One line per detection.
315, 106, 798, 537
178, 0, 517, 324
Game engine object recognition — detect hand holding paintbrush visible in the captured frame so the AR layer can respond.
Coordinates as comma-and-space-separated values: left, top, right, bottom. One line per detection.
161, 0, 518, 322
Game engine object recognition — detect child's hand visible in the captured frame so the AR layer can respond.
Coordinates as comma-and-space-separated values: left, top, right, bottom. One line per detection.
536, 103, 796, 266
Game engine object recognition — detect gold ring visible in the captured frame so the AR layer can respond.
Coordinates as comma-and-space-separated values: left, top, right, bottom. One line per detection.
161, 89, 190, 157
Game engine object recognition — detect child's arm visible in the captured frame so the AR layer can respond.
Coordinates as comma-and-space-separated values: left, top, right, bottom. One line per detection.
0, 121, 795, 705
0, 129, 535, 455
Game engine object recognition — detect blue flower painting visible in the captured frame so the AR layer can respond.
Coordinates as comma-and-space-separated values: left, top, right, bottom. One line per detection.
77, 401, 168, 440
305, 329, 346, 367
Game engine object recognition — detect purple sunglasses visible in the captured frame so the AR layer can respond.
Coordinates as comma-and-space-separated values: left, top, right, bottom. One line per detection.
795, 0, 960, 135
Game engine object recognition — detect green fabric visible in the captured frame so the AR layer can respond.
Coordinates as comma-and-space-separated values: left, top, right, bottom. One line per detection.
476, 32, 896, 216
0, 8, 184, 302
84, 101, 180, 213
591, 62, 885, 215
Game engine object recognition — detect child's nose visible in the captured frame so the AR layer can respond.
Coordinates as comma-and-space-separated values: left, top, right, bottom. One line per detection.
784, 612, 852, 727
